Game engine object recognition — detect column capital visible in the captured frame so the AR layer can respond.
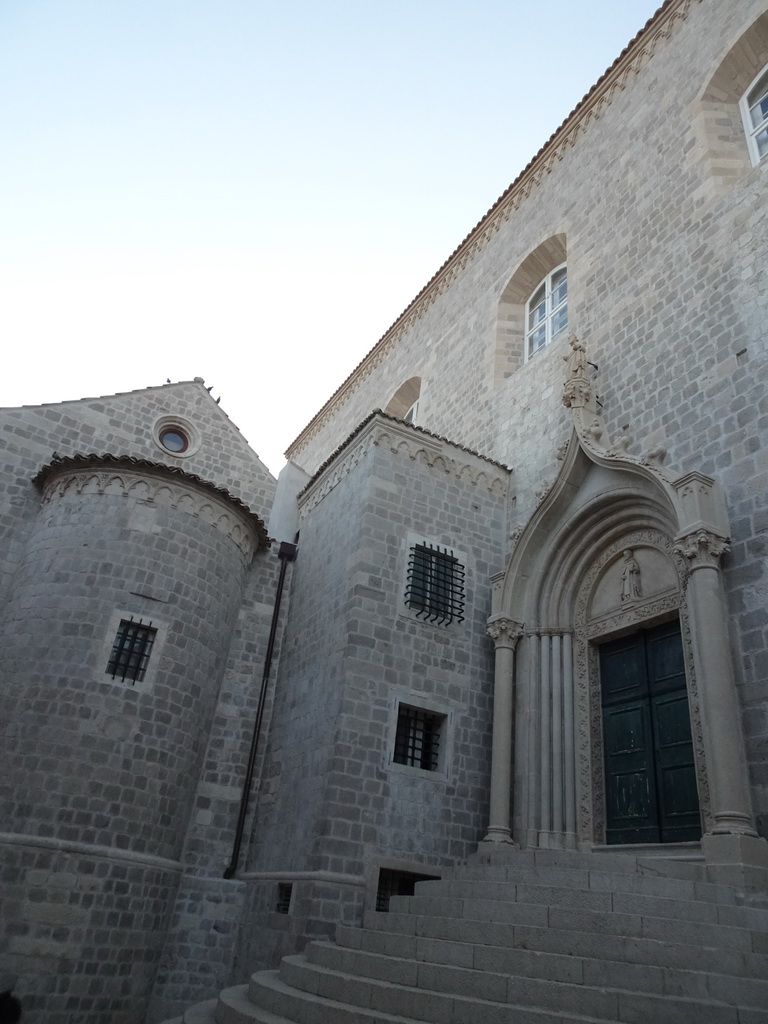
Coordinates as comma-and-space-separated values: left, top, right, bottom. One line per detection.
486, 616, 524, 650
674, 528, 730, 571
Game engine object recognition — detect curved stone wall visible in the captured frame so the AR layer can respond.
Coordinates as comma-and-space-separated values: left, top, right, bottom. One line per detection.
0, 460, 262, 1022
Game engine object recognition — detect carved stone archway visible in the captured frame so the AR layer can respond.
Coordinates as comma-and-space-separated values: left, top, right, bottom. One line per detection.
483, 338, 763, 871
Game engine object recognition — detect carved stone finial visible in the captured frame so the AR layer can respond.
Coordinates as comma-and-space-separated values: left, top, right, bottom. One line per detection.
486, 617, 524, 650
564, 334, 587, 378
562, 378, 593, 409
674, 529, 730, 571
562, 335, 594, 409
619, 549, 642, 603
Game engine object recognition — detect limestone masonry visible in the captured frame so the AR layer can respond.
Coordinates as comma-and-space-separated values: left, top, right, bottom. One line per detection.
1, 2, 768, 1022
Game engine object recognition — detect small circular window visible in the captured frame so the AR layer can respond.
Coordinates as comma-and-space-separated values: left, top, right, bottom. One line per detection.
159, 427, 189, 453
152, 415, 201, 458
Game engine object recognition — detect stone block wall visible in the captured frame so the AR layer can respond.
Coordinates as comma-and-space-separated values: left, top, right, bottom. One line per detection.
282, 0, 768, 836
241, 415, 509, 968
0, 383, 278, 1022
0, 839, 178, 1024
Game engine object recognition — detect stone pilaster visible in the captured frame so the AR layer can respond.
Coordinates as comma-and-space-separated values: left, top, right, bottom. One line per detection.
674, 528, 757, 837
482, 616, 524, 845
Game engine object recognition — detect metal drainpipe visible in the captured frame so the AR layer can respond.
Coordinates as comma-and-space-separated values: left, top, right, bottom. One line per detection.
223, 540, 297, 879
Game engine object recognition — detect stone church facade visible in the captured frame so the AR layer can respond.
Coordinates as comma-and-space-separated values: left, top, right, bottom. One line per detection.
1, 1, 767, 1021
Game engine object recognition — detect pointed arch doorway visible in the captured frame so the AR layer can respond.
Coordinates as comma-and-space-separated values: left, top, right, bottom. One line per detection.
482, 412, 757, 853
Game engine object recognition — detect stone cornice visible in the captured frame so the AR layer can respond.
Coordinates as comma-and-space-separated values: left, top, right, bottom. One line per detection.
286, 0, 699, 463
298, 412, 510, 516
33, 454, 268, 558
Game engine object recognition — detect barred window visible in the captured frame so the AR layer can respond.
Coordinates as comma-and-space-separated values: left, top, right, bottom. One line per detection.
106, 618, 157, 683
405, 542, 465, 625
275, 882, 293, 914
393, 704, 444, 772
375, 868, 440, 912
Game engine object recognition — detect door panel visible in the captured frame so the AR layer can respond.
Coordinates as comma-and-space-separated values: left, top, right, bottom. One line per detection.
600, 622, 700, 845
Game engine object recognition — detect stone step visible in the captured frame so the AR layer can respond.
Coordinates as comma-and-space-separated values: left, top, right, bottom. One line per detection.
454, 856, 712, 887
345, 909, 768, 978
276, 954, 753, 1024
392, 884, 766, 924
366, 901, 764, 953
418, 869, 745, 906
462, 848, 706, 878
309, 937, 768, 1010
215, 983, 315, 1024
336, 921, 768, 982
243, 966, 631, 1024
182, 1000, 217, 1024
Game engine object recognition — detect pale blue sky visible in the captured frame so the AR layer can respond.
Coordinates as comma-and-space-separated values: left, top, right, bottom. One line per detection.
2, 0, 660, 474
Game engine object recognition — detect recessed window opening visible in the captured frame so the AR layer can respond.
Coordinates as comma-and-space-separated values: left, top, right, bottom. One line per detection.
526, 264, 567, 360
375, 869, 440, 912
405, 542, 465, 625
106, 618, 157, 684
394, 704, 444, 771
384, 377, 422, 424
741, 65, 768, 164
159, 426, 189, 453
275, 882, 293, 914
403, 398, 420, 424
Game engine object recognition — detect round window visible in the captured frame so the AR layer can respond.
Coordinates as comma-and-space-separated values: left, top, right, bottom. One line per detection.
159, 427, 189, 454
152, 415, 200, 458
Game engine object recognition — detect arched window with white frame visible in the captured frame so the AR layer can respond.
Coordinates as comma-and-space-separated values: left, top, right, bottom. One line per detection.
526, 264, 568, 360
384, 377, 422, 425
740, 65, 768, 165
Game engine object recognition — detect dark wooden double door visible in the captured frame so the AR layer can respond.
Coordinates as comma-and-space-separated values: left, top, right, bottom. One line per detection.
600, 621, 701, 845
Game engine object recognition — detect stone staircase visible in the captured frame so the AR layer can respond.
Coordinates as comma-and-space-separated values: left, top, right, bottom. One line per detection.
164, 848, 768, 1024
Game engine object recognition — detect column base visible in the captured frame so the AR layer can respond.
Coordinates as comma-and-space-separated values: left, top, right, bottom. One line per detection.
481, 827, 518, 846
702, 832, 768, 891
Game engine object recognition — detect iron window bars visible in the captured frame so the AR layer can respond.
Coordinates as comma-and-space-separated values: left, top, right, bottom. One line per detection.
394, 704, 443, 772
106, 617, 157, 683
405, 542, 465, 625
275, 882, 293, 914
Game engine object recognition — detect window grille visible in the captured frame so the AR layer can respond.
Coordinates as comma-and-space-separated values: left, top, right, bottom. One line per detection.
394, 705, 443, 771
275, 882, 293, 914
375, 869, 440, 912
106, 618, 157, 683
405, 542, 465, 625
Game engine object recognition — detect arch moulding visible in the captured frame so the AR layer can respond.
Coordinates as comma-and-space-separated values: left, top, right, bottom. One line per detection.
483, 337, 765, 873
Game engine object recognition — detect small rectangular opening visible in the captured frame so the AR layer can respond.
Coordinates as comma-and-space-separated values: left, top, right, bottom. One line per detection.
375, 869, 440, 912
106, 618, 157, 683
393, 704, 445, 772
275, 882, 293, 914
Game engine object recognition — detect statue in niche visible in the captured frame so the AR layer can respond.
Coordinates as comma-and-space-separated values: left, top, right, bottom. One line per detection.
620, 549, 642, 603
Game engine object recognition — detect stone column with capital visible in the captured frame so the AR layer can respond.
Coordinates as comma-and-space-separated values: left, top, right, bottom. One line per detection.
675, 529, 757, 838
482, 616, 524, 845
